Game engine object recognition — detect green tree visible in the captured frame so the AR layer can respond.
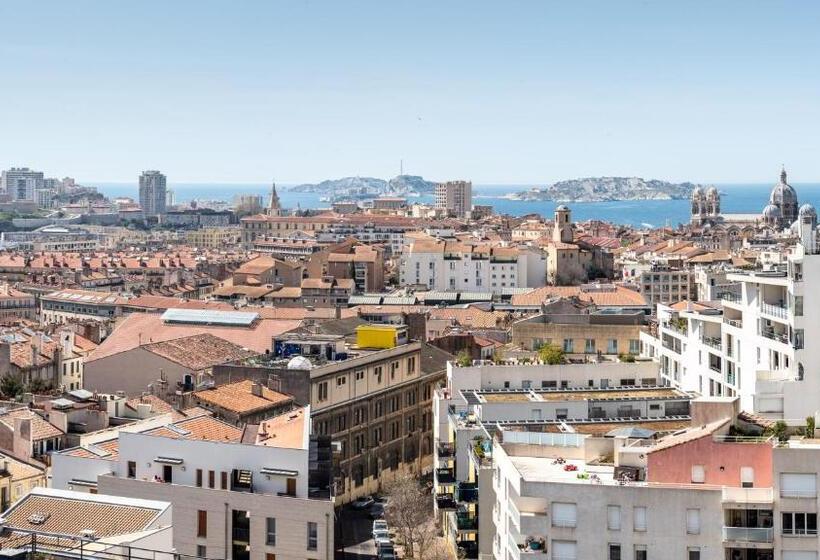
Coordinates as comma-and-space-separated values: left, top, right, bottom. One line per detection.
0, 376, 23, 399
618, 353, 636, 363
537, 343, 565, 365
455, 350, 472, 367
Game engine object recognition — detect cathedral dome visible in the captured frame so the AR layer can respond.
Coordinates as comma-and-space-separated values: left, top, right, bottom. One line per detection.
762, 204, 781, 218
770, 167, 798, 207
555, 204, 570, 212
799, 203, 817, 218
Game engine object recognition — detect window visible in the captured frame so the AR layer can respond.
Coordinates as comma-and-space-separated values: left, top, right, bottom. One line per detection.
408, 357, 416, 374
208, 470, 215, 488
608, 544, 621, 560
374, 366, 383, 383
691, 465, 705, 484
687, 548, 700, 560
337, 376, 346, 386
266, 517, 276, 545
634, 545, 647, 560
355, 370, 364, 381
607, 339, 618, 353
562, 339, 574, 353
686, 508, 700, 534
127, 461, 136, 479
633, 506, 647, 531
629, 339, 640, 354
307, 521, 318, 550
196, 469, 203, 487
551, 502, 577, 528
556, 408, 568, 420
607, 505, 620, 530
197, 545, 206, 558
741, 466, 755, 488
221, 471, 228, 490
197, 510, 207, 538
542, 380, 557, 389
782, 512, 818, 535
585, 339, 595, 353
781, 473, 817, 497
318, 381, 328, 401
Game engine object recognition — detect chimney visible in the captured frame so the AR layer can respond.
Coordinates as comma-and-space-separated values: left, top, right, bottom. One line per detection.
251, 382, 263, 397
335, 305, 342, 320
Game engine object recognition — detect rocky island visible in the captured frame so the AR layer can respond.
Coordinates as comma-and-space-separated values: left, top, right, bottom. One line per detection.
512, 177, 703, 202
288, 175, 435, 201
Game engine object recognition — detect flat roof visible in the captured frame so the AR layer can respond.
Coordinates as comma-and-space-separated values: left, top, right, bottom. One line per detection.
475, 387, 687, 403
161, 308, 259, 327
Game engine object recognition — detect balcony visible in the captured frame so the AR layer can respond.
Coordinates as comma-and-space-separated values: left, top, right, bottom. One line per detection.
454, 511, 478, 531
701, 336, 722, 351
724, 318, 743, 329
456, 482, 478, 503
437, 441, 455, 458
722, 526, 773, 543
760, 302, 788, 320
508, 533, 547, 560
722, 487, 774, 505
435, 468, 456, 485
761, 329, 790, 345
232, 526, 250, 543
722, 292, 742, 304
436, 493, 457, 510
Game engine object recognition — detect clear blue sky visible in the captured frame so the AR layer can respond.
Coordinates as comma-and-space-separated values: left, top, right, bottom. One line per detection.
1, 1, 819, 184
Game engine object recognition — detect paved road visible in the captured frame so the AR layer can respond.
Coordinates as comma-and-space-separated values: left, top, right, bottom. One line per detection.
335, 506, 377, 560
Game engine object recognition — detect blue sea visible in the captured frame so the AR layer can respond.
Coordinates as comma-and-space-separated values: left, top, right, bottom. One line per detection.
91, 182, 820, 229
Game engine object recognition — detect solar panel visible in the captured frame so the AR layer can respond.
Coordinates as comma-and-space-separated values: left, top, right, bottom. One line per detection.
161, 308, 259, 327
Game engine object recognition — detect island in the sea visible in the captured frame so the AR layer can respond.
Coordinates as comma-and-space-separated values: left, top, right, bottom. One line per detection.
510, 177, 704, 202
288, 175, 435, 201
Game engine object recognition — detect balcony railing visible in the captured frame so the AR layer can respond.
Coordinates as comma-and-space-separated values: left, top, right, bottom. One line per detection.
455, 512, 478, 531
437, 441, 455, 457
551, 517, 577, 528
721, 292, 742, 303
722, 526, 773, 543
721, 487, 774, 503
761, 329, 790, 345
701, 336, 722, 350
456, 482, 479, 503
436, 493, 457, 510
435, 468, 456, 484
724, 318, 743, 328
761, 302, 788, 320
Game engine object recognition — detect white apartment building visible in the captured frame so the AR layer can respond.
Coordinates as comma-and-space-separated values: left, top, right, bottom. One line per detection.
1, 167, 44, 201
400, 239, 547, 293
436, 180, 473, 218
51, 407, 334, 560
641, 210, 820, 421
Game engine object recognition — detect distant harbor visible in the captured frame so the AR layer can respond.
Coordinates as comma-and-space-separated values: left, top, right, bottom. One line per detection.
91, 182, 820, 228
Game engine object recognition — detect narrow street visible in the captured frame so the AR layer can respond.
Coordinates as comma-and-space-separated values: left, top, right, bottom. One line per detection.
335, 506, 377, 560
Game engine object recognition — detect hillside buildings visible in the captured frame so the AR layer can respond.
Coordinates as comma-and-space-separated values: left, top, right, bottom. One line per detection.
139, 170, 167, 216
0, 167, 44, 201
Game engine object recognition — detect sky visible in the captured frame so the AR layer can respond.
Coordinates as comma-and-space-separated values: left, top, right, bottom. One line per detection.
0, 1, 819, 185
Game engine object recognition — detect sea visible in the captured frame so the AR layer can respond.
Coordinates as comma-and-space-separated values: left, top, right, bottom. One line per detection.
92, 182, 820, 229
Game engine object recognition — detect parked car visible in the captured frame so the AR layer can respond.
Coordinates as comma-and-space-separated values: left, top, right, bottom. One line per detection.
351, 495, 375, 510
379, 552, 397, 560
373, 528, 390, 541
376, 540, 394, 558
372, 520, 388, 535
369, 502, 385, 519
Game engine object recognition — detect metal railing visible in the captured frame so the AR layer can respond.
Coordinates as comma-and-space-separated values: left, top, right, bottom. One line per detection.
701, 336, 722, 350
761, 329, 790, 345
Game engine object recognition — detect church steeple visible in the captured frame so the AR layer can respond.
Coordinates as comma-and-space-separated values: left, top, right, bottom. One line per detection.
268, 180, 281, 216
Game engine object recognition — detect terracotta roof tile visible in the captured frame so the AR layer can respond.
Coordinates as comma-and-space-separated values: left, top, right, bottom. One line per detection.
194, 380, 293, 415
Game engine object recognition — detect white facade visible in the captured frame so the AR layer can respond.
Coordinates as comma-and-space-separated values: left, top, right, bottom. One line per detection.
435, 180, 472, 218
641, 239, 820, 420
400, 244, 546, 293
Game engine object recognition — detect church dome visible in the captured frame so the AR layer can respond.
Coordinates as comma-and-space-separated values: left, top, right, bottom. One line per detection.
762, 204, 782, 218
770, 167, 798, 206
799, 203, 817, 218
705, 186, 719, 198
555, 204, 570, 212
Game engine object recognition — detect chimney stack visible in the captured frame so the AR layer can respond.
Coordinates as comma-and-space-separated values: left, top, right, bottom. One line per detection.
251, 382, 263, 397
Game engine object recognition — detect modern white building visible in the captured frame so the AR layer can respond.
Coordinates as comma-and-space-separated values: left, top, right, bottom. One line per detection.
400, 239, 547, 293
51, 407, 335, 560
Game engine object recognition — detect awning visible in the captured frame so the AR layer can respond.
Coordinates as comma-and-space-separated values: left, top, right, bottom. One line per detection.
154, 456, 184, 465
261, 467, 299, 477
68, 479, 98, 488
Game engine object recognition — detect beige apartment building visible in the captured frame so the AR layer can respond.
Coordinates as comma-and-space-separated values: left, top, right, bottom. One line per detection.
309, 338, 449, 503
